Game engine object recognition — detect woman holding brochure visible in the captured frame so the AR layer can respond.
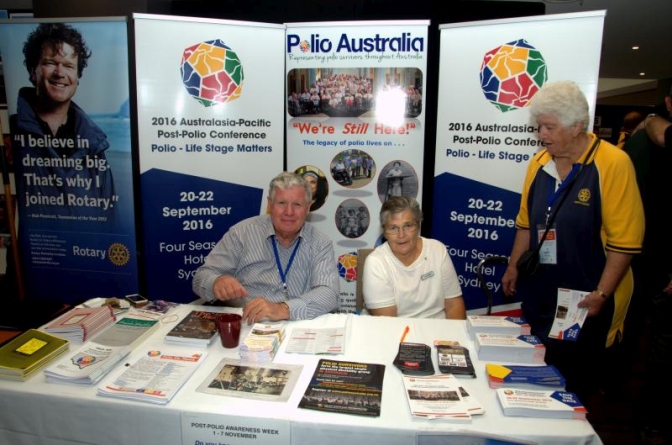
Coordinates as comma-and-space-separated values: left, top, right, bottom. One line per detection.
501, 81, 645, 399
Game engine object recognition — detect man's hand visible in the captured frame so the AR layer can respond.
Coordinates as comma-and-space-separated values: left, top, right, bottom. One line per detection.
242, 298, 289, 325
213, 275, 248, 301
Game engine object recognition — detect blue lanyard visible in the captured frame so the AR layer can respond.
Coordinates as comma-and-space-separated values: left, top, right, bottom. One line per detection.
546, 163, 580, 225
271, 236, 301, 297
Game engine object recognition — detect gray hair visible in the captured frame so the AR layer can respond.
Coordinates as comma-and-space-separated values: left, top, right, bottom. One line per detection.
379, 196, 423, 226
269, 172, 312, 204
529, 80, 590, 131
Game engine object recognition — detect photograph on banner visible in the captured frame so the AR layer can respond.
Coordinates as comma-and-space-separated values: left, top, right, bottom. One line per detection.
286, 21, 429, 312
0, 19, 139, 303
134, 14, 285, 302
431, 12, 605, 313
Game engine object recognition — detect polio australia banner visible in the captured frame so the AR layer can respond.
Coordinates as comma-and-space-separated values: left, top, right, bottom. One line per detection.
0, 18, 138, 303
431, 11, 605, 312
134, 14, 284, 302
286, 21, 429, 312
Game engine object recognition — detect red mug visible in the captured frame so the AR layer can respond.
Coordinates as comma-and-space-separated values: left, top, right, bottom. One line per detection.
215, 313, 242, 348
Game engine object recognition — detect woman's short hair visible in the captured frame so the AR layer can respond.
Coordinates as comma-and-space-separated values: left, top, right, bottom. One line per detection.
379, 196, 423, 226
529, 80, 590, 131
269, 172, 312, 204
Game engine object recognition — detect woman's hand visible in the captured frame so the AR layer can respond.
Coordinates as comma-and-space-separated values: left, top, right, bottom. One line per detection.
502, 265, 518, 297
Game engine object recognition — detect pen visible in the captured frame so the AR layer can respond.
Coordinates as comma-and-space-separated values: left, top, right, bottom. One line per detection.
400, 325, 409, 343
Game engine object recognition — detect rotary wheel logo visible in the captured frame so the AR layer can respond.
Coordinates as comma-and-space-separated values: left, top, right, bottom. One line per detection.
577, 188, 591, 203
108, 243, 130, 266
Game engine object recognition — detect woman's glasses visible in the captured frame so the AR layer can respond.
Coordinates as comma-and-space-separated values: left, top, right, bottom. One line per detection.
384, 222, 418, 236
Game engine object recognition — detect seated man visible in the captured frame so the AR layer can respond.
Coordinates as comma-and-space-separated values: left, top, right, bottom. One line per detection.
192, 172, 340, 323
362, 196, 466, 319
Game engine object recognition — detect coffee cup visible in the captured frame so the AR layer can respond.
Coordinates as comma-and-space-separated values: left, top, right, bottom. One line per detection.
215, 313, 242, 348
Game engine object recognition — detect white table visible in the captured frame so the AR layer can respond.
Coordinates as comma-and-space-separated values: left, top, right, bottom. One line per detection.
0, 304, 602, 445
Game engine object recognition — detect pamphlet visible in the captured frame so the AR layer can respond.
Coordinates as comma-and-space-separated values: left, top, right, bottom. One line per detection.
434, 340, 476, 378
548, 288, 589, 341
285, 326, 345, 354
402, 374, 472, 422
97, 349, 207, 404
394, 342, 435, 376
299, 359, 385, 417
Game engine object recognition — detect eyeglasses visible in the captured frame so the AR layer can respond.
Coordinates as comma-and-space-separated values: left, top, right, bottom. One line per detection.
384, 222, 418, 235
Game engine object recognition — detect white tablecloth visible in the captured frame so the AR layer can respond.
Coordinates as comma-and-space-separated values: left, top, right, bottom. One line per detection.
0, 304, 602, 445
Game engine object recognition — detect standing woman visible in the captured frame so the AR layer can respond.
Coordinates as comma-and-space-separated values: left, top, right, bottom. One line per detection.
502, 81, 644, 399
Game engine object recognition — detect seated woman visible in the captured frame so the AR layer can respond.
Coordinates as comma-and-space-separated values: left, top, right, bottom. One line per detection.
362, 196, 466, 319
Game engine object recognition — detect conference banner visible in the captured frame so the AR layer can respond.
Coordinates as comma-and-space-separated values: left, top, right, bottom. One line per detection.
431, 11, 605, 312
0, 18, 138, 304
134, 14, 284, 302
285, 20, 429, 312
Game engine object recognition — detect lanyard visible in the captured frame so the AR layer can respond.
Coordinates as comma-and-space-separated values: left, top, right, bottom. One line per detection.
546, 163, 580, 225
271, 236, 301, 297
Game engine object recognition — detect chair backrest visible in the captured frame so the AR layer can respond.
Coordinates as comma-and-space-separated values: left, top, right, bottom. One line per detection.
355, 248, 374, 313
476, 255, 510, 315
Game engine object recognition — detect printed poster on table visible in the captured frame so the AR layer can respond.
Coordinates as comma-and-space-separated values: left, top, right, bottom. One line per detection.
431, 12, 604, 312
134, 14, 284, 302
285, 21, 429, 312
0, 18, 138, 303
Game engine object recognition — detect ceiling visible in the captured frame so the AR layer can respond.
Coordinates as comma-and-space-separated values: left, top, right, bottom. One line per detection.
481, 0, 672, 106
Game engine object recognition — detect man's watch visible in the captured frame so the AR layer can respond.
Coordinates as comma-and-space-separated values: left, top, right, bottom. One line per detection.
595, 289, 608, 299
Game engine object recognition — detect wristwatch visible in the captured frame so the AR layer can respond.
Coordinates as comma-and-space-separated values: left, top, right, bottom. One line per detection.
595, 289, 608, 299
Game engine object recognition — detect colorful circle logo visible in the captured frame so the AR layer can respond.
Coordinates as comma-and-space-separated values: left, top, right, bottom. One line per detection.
180, 39, 244, 107
480, 39, 547, 112
337, 251, 358, 282
299, 40, 311, 53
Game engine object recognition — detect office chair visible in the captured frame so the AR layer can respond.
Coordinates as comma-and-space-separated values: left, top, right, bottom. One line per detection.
475, 255, 510, 315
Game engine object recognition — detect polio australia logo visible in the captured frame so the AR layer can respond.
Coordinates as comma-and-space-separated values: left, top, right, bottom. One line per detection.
180, 39, 245, 107
479, 39, 547, 112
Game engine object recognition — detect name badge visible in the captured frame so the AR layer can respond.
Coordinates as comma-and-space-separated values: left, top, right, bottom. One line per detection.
421, 271, 435, 281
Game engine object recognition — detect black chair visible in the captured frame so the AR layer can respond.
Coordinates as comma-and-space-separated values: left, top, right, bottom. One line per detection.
475, 255, 510, 315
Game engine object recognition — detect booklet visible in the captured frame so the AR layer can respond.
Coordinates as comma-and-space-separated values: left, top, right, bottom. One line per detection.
393, 342, 435, 376
548, 288, 589, 341
164, 310, 219, 347
97, 349, 207, 404
285, 326, 345, 355
496, 388, 587, 420
434, 340, 476, 378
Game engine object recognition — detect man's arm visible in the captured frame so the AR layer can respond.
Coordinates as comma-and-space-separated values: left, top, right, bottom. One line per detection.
287, 236, 339, 320
577, 251, 633, 317
192, 230, 243, 302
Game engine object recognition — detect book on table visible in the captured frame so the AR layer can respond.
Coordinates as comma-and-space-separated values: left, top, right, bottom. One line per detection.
495, 388, 587, 420
164, 310, 219, 346
0, 329, 69, 381
298, 359, 385, 417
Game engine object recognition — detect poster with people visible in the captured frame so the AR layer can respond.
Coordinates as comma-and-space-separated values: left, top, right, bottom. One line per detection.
431, 12, 605, 312
134, 14, 284, 302
286, 21, 429, 312
0, 18, 138, 303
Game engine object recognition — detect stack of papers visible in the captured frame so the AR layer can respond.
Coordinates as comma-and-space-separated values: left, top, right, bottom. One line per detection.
43, 306, 116, 343
496, 388, 587, 420
239, 323, 284, 362
474, 333, 546, 364
0, 329, 69, 381
486, 364, 566, 390
466, 315, 531, 339
44, 310, 162, 385
401, 374, 484, 422
97, 349, 207, 404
